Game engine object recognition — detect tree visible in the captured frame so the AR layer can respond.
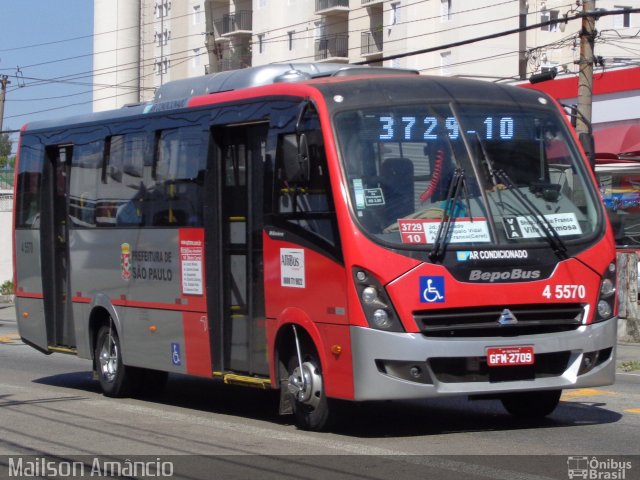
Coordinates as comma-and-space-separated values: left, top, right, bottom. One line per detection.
0, 133, 12, 169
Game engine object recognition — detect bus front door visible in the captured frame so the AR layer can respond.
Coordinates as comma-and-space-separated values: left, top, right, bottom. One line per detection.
40, 145, 76, 349
207, 124, 269, 376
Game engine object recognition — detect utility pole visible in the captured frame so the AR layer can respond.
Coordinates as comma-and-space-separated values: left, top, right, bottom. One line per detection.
518, 0, 528, 81
0, 75, 10, 133
576, 0, 596, 138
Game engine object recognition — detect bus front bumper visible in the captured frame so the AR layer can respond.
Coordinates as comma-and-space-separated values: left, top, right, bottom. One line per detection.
350, 317, 617, 401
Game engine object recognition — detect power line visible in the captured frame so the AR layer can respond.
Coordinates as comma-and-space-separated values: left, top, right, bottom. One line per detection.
0, 0, 589, 88
0, 0, 519, 58
0, 7, 198, 54
0, 0, 533, 81
1, 30, 207, 74
6, 42, 207, 97
2, 53, 201, 120
0, 0, 546, 98
252, 0, 525, 47
0, 17, 579, 112
237, 3, 556, 69
247, 0, 558, 56
0, 0, 522, 76
5, 2, 638, 119
353, 7, 640, 65
216, 0, 575, 77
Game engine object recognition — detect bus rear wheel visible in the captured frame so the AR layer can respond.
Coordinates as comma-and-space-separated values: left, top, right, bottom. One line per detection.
287, 353, 331, 431
500, 389, 562, 418
95, 325, 135, 397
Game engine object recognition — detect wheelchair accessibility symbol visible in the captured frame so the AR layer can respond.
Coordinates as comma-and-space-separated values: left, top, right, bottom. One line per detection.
419, 276, 445, 303
171, 342, 182, 366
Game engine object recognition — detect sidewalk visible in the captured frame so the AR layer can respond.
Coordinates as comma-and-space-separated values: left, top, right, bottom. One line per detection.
617, 342, 640, 370
1, 301, 639, 370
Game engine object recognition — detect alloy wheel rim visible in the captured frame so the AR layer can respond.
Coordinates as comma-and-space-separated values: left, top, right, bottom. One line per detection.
99, 335, 118, 383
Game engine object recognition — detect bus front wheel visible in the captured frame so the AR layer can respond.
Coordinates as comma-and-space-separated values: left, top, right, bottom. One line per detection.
500, 389, 562, 418
287, 352, 332, 431
95, 325, 135, 397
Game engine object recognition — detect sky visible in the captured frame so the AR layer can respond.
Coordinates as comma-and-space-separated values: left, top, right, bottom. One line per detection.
0, 0, 93, 150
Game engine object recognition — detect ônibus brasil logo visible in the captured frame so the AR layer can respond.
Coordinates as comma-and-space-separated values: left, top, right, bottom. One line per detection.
567, 456, 632, 479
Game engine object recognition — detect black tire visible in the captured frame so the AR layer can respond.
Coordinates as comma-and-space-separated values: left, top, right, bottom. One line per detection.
500, 389, 562, 418
94, 325, 136, 397
287, 352, 332, 431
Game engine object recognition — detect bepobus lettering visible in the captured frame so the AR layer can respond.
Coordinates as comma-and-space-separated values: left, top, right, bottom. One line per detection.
469, 268, 541, 282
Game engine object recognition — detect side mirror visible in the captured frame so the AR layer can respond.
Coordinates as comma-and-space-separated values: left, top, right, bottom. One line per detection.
281, 133, 310, 184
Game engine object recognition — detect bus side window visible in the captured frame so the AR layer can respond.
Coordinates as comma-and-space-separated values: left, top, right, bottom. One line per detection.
152, 127, 206, 227
69, 139, 103, 227
105, 133, 149, 227
15, 140, 44, 228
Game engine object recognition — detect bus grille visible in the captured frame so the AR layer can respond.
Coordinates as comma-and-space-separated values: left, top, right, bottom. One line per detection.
414, 303, 584, 338
429, 351, 572, 383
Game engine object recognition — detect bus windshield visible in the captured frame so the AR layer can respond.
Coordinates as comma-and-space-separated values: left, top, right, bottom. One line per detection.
335, 103, 600, 250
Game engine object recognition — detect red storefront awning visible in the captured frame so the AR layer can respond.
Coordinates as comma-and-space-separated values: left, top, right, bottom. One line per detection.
594, 124, 640, 161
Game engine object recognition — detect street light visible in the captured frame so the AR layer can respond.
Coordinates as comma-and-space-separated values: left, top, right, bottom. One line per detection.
529, 67, 558, 84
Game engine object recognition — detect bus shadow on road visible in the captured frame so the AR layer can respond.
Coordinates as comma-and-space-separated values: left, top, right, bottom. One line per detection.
34, 371, 102, 395
157, 374, 285, 424
34, 371, 286, 425
328, 397, 623, 438
33, 371, 622, 436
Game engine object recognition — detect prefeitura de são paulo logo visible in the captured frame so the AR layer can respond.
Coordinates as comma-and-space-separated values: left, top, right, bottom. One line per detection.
120, 243, 131, 281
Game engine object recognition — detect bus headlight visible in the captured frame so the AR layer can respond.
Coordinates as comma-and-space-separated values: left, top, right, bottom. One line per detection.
353, 267, 404, 332
597, 300, 612, 318
362, 286, 378, 305
594, 262, 616, 323
600, 278, 615, 298
372, 309, 392, 329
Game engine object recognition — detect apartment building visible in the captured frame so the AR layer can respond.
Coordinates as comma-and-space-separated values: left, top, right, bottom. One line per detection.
93, 0, 141, 111
94, 1, 639, 115
208, 0, 525, 78
139, 0, 208, 102
94, 0, 208, 109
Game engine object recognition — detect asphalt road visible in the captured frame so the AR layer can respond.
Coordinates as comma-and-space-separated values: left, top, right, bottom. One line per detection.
0, 307, 639, 479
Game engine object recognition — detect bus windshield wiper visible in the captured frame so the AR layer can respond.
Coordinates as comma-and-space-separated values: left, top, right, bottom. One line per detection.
448, 103, 500, 243
473, 132, 567, 259
475, 133, 500, 191
493, 169, 568, 259
429, 168, 464, 261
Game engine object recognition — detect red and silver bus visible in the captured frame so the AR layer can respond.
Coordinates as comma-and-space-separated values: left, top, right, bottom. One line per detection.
13, 64, 617, 430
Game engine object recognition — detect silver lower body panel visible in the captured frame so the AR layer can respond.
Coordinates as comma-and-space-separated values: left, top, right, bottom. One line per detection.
350, 317, 617, 401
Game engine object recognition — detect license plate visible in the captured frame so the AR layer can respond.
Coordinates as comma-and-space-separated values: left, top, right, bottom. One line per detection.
487, 346, 534, 367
